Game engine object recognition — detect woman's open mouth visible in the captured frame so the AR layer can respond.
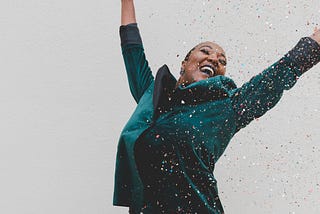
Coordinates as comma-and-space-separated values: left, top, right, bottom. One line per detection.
200, 65, 216, 77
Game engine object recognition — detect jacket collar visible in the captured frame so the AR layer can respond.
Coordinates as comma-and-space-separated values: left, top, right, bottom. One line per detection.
153, 64, 237, 119
153, 64, 177, 118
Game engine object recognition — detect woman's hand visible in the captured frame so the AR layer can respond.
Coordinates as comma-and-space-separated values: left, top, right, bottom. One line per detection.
310, 27, 320, 45
121, 0, 137, 25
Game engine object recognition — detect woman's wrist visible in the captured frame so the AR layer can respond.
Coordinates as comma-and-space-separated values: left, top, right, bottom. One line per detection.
121, 0, 136, 25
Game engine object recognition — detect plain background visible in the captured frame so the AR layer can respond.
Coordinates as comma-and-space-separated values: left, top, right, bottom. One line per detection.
0, 0, 319, 213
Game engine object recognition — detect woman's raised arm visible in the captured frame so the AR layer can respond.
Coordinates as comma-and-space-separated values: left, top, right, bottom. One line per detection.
119, 0, 154, 103
230, 28, 320, 132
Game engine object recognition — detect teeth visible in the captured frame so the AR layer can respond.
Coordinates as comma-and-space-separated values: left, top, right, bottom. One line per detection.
200, 66, 214, 76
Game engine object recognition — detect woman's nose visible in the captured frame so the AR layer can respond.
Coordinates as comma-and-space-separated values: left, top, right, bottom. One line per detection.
207, 53, 218, 63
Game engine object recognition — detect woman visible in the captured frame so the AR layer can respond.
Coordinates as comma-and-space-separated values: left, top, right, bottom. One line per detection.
113, 0, 320, 213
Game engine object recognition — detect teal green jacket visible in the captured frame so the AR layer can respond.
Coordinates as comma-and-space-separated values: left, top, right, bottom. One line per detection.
113, 23, 320, 212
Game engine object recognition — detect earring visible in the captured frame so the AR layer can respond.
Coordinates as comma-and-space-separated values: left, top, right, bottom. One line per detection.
180, 69, 185, 75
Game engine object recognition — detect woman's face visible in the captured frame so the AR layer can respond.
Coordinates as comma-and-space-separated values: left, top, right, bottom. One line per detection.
177, 41, 227, 87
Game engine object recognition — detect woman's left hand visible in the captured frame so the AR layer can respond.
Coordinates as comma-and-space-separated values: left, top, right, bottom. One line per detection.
310, 27, 320, 45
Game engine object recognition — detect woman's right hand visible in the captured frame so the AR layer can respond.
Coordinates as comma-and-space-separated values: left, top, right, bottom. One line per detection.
310, 27, 320, 45
121, 0, 137, 26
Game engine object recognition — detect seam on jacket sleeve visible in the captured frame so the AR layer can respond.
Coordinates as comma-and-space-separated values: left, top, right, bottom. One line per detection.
120, 23, 143, 47
285, 37, 320, 75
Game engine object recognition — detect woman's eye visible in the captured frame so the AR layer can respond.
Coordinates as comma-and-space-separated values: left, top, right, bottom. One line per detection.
219, 59, 227, 66
200, 49, 210, 54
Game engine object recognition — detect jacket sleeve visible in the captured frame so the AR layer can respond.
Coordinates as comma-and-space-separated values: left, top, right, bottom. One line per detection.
230, 37, 320, 132
120, 23, 154, 103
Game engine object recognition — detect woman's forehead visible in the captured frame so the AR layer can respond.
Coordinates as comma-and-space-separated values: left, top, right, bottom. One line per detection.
196, 41, 225, 54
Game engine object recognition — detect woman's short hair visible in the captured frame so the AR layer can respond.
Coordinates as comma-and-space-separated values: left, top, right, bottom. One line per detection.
183, 47, 196, 62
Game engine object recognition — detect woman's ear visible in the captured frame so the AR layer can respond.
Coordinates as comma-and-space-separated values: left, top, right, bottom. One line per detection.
180, 60, 186, 75
180, 61, 186, 75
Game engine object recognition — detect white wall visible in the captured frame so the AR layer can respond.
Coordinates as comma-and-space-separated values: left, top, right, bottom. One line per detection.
0, 0, 319, 213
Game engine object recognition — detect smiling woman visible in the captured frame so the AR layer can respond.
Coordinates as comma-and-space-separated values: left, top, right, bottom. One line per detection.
177, 41, 227, 87
113, 0, 320, 213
